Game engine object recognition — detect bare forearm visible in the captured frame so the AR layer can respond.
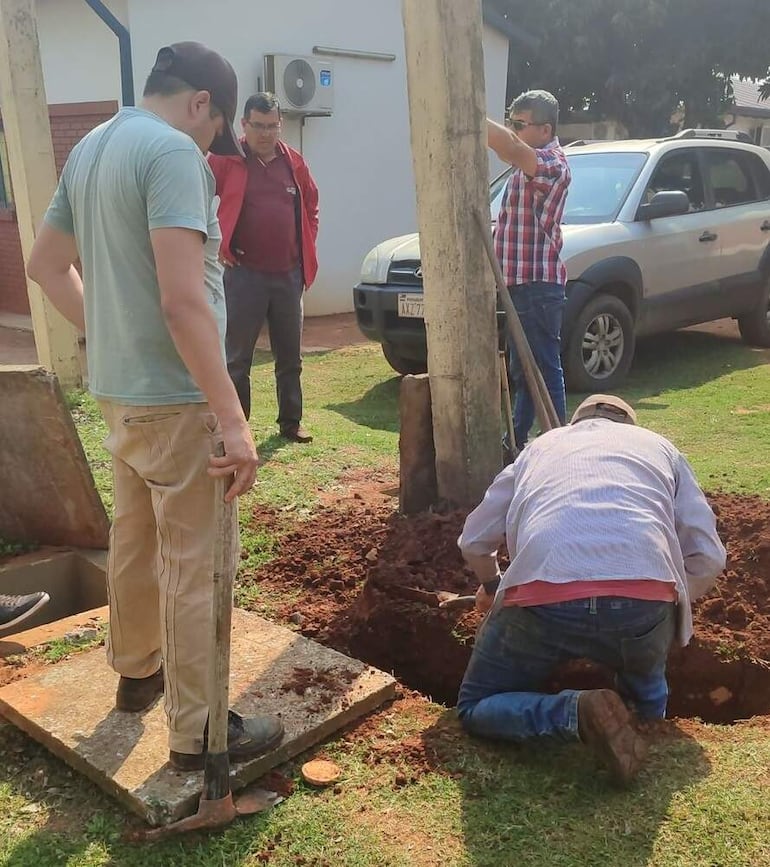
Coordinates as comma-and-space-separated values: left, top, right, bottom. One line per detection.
464, 551, 502, 583
163, 302, 245, 427
31, 266, 86, 332
487, 118, 538, 177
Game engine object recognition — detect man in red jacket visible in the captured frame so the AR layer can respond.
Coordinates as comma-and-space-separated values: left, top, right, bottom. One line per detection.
208, 92, 319, 442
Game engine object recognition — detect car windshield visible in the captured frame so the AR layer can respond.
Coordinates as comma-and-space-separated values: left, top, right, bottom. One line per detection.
490, 151, 648, 225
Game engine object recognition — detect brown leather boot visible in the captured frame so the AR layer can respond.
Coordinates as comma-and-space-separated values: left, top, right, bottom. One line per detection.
577, 689, 648, 785
115, 667, 164, 713
280, 425, 313, 443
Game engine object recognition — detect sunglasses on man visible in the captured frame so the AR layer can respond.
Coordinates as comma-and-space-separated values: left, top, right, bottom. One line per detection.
509, 119, 548, 131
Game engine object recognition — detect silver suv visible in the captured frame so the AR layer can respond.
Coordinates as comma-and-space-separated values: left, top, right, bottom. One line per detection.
354, 130, 770, 390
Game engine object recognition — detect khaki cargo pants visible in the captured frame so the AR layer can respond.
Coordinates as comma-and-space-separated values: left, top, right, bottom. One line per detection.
99, 401, 234, 754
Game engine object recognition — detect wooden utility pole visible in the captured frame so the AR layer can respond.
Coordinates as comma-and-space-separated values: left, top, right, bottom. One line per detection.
0, 0, 82, 388
402, 0, 500, 508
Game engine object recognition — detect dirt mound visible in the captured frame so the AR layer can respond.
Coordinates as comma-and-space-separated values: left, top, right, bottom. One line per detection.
247, 486, 770, 723
695, 492, 770, 659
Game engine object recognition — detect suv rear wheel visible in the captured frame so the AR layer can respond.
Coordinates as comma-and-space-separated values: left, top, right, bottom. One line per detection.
737, 275, 770, 347
564, 293, 635, 392
381, 342, 427, 376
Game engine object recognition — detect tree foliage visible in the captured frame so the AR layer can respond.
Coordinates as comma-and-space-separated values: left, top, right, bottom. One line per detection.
486, 0, 770, 136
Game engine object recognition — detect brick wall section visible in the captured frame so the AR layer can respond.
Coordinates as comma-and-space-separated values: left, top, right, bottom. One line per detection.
0, 213, 26, 313
0, 101, 118, 315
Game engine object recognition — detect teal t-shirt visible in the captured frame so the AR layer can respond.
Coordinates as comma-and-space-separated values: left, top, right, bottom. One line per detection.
44, 107, 225, 404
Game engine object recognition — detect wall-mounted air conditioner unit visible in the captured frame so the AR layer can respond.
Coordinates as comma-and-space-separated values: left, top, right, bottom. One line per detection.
264, 54, 334, 116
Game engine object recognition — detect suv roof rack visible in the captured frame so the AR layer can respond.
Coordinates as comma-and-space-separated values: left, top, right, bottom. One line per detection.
562, 139, 608, 147
670, 128, 754, 143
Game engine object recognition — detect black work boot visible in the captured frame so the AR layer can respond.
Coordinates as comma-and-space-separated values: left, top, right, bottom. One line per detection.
115, 667, 164, 712
169, 710, 285, 772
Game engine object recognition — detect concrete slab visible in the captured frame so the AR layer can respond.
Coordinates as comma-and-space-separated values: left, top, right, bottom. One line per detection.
0, 366, 109, 548
0, 605, 108, 658
0, 609, 396, 826
0, 549, 108, 636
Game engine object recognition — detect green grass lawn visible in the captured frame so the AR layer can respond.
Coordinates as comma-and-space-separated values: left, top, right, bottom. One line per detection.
3, 327, 770, 867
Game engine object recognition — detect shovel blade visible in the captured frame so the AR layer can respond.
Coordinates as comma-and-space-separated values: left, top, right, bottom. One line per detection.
435, 591, 460, 604
128, 794, 237, 842
395, 586, 473, 607
438, 595, 476, 611
234, 788, 283, 816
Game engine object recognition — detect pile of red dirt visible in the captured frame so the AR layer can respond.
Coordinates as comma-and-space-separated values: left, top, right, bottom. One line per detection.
246, 479, 770, 723
668, 491, 770, 721
695, 493, 770, 659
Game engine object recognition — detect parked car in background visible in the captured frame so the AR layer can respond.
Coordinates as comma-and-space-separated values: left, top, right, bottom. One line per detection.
354, 129, 770, 390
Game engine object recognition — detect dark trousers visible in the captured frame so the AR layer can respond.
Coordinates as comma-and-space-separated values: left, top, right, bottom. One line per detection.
508, 281, 567, 449
224, 264, 304, 426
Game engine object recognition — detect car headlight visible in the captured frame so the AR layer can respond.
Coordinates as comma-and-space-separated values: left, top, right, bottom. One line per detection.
360, 247, 382, 284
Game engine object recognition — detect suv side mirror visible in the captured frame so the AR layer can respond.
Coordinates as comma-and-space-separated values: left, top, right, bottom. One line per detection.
637, 190, 691, 221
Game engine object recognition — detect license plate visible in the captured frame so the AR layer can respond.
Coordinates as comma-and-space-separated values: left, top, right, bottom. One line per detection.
398, 293, 424, 319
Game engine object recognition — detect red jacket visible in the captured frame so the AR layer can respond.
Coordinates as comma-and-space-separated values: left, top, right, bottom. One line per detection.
208, 139, 319, 288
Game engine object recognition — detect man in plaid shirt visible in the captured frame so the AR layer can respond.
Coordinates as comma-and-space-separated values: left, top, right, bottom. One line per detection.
488, 90, 571, 452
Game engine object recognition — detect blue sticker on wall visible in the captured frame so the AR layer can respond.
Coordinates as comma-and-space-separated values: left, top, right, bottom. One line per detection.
320, 69, 332, 87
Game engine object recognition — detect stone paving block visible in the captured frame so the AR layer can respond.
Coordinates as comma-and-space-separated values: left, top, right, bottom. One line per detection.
399, 373, 437, 514
0, 609, 396, 825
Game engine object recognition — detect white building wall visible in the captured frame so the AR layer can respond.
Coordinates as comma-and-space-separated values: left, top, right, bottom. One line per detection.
34, 0, 509, 315
37, 0, 126, 105
483, 27, 509, 178
730, 115, 770, 146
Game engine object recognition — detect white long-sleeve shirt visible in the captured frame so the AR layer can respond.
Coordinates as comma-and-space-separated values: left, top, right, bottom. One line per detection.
458, 419, 726, 645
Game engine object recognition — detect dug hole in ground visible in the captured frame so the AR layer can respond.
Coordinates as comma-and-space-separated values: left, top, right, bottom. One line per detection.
2, 469, 766, 773
243, 469, 770, 734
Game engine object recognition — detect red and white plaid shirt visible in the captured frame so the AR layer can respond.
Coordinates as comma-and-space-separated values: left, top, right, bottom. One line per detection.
494, 139, 571, 287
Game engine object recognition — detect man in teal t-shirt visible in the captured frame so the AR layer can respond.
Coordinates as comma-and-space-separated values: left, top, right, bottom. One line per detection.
28, 42, 283, 771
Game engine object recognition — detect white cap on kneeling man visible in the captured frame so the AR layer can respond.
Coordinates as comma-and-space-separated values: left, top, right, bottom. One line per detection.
570, 394, 637, 426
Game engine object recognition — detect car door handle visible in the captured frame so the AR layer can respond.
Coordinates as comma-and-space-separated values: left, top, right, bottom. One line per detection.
761, 220, 770, 232
699, 231, 718, 243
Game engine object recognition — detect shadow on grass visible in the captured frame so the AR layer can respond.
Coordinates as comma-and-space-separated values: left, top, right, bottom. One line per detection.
0, 711, 278, 867
326, 327, 768, 435
325, 376, 401, 432
597, 327, 767, 404
421, 710, 710, 867
255, 433, 293, 465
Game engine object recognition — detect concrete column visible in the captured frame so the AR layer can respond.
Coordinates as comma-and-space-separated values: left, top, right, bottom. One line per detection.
402, 0, 501, 508
0, 0, 82, 388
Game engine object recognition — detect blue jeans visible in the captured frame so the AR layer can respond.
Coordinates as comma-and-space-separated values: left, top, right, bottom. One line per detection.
457, 598, 676, 743
508, 281, 567, 449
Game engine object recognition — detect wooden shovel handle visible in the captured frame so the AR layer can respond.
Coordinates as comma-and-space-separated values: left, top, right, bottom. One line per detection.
205, 442, 236, 798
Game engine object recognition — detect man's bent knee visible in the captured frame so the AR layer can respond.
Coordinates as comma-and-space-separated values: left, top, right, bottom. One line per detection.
455, 699, 483, 736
